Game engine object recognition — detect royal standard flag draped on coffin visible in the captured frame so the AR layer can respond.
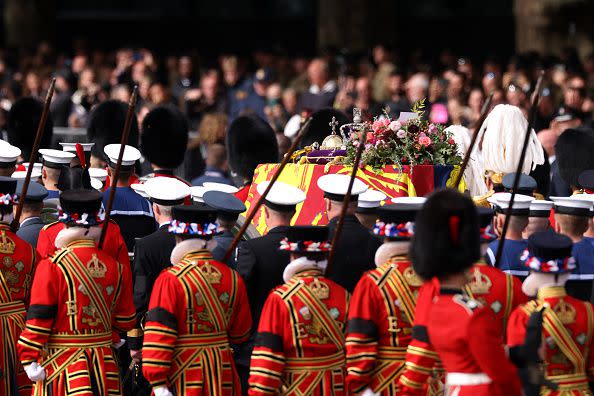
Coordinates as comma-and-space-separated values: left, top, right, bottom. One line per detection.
244, 163, 465, 235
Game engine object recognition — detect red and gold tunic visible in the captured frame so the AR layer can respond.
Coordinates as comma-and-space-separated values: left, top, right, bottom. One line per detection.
507, 286, 594, 395
0, 223, 38, 396
142, 249, 252, 395
427, 289, 522, 396
345, 257, 423, 395
398, 263, 527, 395
36, 220, 129, 266
248, 269, 349, 395
17, 238, 135, 396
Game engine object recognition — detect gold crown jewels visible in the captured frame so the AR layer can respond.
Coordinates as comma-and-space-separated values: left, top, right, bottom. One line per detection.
0, 231, 16, 254
554, 298, 576, 324
309, 278, 330, 300
86, 254, 107, 278
200, 263, 222, 284
468, 268, 492, 295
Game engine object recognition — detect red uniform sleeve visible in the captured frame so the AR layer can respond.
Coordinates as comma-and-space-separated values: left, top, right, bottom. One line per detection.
142, 273, 183, 389
17, 259, 60, 366
398, 281, 440, 395
469, 308, 522, 396
345, 275, 384, 394
109, 222, 131, 268
36, 227, 55, 259
505, 306, 529, 348
248, 292, 288, 395
228, 272, 252, 344
112, 260, 136, 333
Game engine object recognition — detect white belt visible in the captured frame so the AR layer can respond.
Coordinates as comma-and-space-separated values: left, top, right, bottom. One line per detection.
446, 372, 492, 386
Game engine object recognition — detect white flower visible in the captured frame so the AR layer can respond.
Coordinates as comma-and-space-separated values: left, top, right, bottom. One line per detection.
389, 120, 401, 131
396, 129, 407, 138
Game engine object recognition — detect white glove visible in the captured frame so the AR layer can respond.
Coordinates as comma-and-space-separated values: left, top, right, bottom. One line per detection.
153, 386, 173, 396
360, 387, 380, 396
25, 362, 46, 381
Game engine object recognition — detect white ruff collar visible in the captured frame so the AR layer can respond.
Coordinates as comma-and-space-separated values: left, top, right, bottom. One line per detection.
374, 241, 410, 267
283, 256, 327, 283
170, 238, 216, 265
55, 226, 101, 249
522, 272, 569, 297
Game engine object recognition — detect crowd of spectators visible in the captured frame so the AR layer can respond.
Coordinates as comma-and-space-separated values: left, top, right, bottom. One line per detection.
1, 42, 594, 188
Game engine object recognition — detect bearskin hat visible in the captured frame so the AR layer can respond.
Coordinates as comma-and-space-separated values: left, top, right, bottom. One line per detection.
299, 108, 349, 149
87, 100, 139, 160
411, 188, 480, 281
7, 97, 54, 160
555, 127, 594, 188
226, 115, 278, 182
141, 105, 188, 169
56, 166, 92, 191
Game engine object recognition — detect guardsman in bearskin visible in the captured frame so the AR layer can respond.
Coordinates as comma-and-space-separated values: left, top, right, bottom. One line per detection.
411, 189, 522, 396
6, 97, 54, 161
140, 105, 190, 184
507, 231, 594, 394
141, 203, 252, 396
86, 99, 140, 170
296, 108, 349, 150
248, 226, 349, 395
397, 206, 528, 395
36, 168, 130, 266
17, 188, 136, 395
225, 115, 278, 202
0, 176, 38, 395
345, 198, 424, 395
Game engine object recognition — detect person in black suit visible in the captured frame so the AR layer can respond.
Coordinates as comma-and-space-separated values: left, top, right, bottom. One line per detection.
203, 189, 246, 269
15, 180, 48, 248
235, 180, 306, 394
318, 173, 382, 292
127, 177, 191, 359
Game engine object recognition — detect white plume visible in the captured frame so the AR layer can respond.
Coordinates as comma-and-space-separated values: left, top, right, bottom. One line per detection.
478, 104, 544, 176
445, 125, 488, 196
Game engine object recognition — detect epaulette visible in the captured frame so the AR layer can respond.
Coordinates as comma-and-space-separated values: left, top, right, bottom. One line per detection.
453, 294, 482, 314
50, 246, 73, 264
273, 279, 302, 300
42, 221, 60, 231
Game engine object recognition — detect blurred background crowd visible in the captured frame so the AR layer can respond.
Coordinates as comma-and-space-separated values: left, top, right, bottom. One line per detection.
0, 42, 593, 188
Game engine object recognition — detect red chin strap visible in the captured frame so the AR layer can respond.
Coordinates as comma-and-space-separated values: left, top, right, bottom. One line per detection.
449, 215, 460, 245
75, 143, 86, 168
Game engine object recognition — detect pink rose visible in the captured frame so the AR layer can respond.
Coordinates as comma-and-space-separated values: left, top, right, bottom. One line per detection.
419, 136, 431, 146
396, 129, 407, 138
372, 120, 383, 133
389, 120, 401, 131
381, 118, 390, 127
428, 124, 437, 133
